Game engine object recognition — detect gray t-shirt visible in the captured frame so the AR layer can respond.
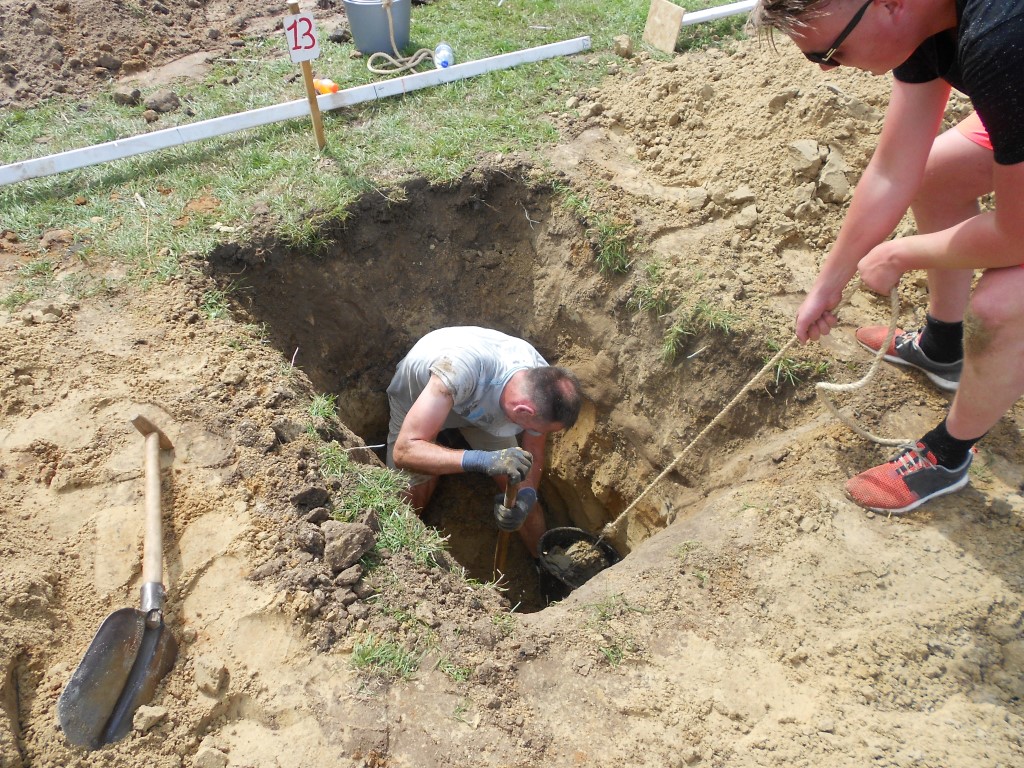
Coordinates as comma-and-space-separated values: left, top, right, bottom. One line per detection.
387, 327, 548, 438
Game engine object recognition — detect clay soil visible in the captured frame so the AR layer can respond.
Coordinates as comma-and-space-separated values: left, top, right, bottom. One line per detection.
2, 2, 1023, 768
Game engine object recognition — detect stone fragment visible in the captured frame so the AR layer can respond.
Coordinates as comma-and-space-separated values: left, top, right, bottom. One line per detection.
93, 51, 122, 70
133, 705, 167, 732
291, 485, 329, 509
294, 523, 325, 557
144, 89, 181, 113
193, 746, 229, 768
271, 417, 304, 444
334, 563, 363, 586
220, 362, 245, 385
112, 85, 141, 105
322, 521, 375, 573
788, 139, 822, 179
302, 506, 331, 525
194, 656, 228, 696
724, 185, 755, 207
39, 229, 73, 250
682, 186, 709, 211
768, 88, 799, 113
817, 150, 851, 203
734, 204, 758, 230
121, 58, 147, 74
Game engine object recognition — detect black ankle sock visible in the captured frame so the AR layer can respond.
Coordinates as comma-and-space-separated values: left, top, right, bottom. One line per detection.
921, 419, 982, 468
918, 314, 963, 364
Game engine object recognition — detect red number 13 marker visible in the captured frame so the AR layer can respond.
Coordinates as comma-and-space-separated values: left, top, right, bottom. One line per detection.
283, 13, 321, 62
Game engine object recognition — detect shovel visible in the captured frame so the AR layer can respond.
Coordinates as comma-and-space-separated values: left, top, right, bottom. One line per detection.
57, 415, 178, 749
491, 482, 518, 581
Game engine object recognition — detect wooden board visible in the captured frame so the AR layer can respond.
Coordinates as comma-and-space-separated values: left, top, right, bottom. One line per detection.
643, 0, 686, 54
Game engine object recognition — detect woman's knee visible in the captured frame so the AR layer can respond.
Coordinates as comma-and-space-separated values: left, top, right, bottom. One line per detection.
966, 269, 1024, 334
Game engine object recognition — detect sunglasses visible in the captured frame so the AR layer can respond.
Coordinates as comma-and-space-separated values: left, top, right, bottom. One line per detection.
803, 0, 873, 65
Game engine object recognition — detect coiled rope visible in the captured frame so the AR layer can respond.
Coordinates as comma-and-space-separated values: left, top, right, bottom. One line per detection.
599, 287, 907, 541
814, 287, 910, 448
365, 0, 435, 75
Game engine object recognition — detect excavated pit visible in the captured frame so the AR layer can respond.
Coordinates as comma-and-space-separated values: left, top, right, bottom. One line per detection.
209, 166, 797, 610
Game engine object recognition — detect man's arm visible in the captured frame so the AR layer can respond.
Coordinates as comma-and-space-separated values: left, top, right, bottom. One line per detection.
518, 430, 547, 491
391, 374, 465, 476
796, 78, 951, 342
859, 159, 1024, 291
511, 429, 548, 558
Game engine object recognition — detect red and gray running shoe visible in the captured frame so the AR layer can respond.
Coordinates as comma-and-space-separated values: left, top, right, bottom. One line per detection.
855, 326, 962, 392
846, 442, 974, 514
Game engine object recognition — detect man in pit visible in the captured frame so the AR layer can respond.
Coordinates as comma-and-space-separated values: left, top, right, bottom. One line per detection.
386, 326, 582, 557
750, 0, 1024, 514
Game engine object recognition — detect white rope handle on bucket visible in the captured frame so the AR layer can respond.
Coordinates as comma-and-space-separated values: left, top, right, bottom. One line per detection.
365, 0, 434, 75
600, 286, 908, 541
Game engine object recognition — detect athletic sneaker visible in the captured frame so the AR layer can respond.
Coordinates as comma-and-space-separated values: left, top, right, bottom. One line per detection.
855, 326, 962, 392
846, 442, 973, 514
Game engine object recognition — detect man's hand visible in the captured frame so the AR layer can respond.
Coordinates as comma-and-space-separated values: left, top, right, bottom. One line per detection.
494, 487, 538, 532
461, 447, 533, 483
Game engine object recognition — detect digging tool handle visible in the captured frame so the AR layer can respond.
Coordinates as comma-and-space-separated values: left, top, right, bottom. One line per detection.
142, 430, 163, 587
131, 415, 172, 610
492, 483, 518, 579
503, 483, 518, 516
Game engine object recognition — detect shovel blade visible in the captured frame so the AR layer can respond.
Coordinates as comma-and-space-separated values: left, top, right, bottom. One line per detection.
58, 608, 146, 749
101, 621, 177, 745
57, 608, 178, 749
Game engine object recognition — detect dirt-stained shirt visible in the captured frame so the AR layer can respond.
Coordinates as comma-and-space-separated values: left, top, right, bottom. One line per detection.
893, 0, 1024, 165
387, 327, 548, 437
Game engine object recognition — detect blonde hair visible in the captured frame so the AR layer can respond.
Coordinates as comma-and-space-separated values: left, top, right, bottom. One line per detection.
748, 0, 835, 35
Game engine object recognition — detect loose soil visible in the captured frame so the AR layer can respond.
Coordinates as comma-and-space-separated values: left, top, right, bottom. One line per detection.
2, 2, 1023, 768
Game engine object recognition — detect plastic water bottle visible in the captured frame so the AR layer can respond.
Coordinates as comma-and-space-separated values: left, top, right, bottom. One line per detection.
434, 41, 455, 69
313, 78, 338, 95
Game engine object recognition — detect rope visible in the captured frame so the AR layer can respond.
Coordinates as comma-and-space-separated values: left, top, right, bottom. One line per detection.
600, 287, 908, 541
599, 335, 799, 539
814, 288, 911, 447
365, 0, 435, 75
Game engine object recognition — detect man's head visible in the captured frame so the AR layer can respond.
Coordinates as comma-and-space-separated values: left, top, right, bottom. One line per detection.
503, 366, 582, 435
750, 0, 950, 74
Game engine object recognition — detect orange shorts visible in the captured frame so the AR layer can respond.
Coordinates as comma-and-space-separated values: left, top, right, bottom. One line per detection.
955, 111, 993, 151
952, 113, 1024, 268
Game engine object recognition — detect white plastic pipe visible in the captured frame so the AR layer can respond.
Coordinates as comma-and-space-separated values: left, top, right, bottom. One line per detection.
0, 36, 591, 187
681, 0, 756, 26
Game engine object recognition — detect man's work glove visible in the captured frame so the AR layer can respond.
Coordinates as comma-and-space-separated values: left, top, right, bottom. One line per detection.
461, 448, 533, 484
494, 487, 538, 532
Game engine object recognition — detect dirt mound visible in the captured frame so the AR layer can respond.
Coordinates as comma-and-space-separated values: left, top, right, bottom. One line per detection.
1, 3, 1022, 768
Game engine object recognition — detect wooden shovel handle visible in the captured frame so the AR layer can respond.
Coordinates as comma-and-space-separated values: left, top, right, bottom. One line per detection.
141, 431, 164, 586
492, 483, 518, 580
131, 416, 172, 587
503, 482, 518, 511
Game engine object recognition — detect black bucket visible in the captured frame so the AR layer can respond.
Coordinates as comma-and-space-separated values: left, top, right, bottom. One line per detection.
537, 527, 621, 605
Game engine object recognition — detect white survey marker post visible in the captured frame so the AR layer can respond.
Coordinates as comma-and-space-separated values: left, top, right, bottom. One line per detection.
285, 2, 326, 150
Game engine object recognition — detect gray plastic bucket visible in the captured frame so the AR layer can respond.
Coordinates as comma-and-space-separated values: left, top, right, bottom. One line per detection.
343, 0, 410, 55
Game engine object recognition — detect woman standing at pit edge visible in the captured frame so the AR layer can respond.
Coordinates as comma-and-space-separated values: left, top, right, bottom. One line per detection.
750, 0, 1024, 513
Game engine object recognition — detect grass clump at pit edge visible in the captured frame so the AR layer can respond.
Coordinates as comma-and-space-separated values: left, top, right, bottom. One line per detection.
318, 441, 448, 568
